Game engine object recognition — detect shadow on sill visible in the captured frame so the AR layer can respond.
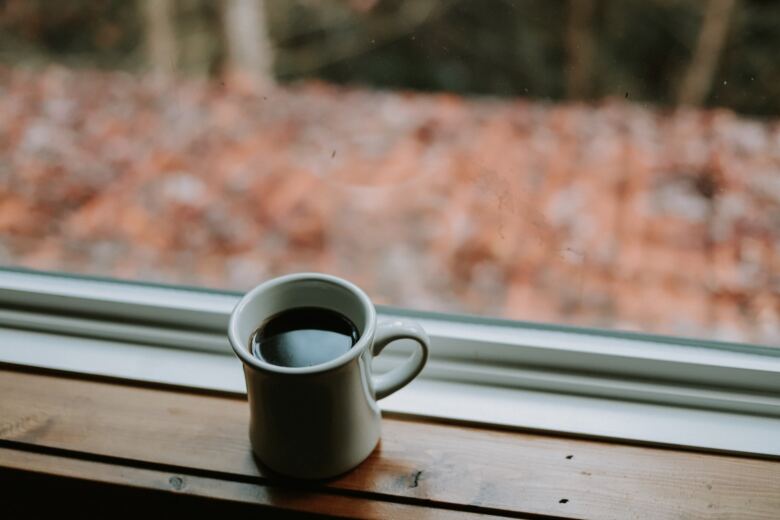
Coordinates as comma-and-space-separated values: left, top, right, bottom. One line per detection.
1, 468, 333, 520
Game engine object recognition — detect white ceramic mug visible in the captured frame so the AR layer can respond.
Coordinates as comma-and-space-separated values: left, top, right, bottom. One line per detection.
228, 272, 429, 479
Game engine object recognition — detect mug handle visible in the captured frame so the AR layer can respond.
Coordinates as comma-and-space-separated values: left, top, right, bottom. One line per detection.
372, 320, 430, 400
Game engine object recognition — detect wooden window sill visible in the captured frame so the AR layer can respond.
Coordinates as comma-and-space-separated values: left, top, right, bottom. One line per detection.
1, 365, 778, 519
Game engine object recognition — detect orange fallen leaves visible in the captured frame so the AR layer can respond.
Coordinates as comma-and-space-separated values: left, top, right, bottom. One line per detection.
0, 66, 777, 345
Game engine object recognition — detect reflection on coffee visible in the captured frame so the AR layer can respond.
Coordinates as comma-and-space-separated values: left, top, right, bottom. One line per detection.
251, 307, 359, 367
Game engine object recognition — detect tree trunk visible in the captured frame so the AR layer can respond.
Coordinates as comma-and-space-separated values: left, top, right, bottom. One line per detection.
140, 0, 177, 76
677, 0, 738, 106
223, 0, 274, 85
565, 0, 596, 100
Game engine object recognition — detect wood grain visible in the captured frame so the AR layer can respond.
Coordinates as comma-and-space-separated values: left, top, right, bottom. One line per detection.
1, 368, 779, 519
0, 447, 491, 519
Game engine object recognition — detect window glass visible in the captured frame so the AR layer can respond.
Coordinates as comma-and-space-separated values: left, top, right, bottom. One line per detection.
0, 0, 777, 346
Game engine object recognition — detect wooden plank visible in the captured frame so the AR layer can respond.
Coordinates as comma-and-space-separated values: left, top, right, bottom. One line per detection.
0, 447, 492, 519
1, 368, 779, 519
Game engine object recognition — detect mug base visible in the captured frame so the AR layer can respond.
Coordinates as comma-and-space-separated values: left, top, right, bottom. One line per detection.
250, 436, 381, 480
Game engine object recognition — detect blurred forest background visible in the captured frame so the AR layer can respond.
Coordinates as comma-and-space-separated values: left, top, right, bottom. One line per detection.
0, 0, 778, 345
1, 0, 778, 114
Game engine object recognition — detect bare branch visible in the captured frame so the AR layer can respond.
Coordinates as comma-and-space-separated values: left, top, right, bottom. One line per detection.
676, 0, 738, 106
274, 0, 446, 77
565, 0, 597, 100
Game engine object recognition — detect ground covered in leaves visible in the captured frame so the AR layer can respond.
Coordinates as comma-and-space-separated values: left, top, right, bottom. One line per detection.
1, 66, 777, 345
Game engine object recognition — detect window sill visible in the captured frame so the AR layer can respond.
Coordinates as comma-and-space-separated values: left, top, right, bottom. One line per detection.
2, 366, 779, 519
1, 268, 779, 457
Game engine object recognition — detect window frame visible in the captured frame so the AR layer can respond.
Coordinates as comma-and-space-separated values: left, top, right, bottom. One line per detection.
1, 267, 779, 457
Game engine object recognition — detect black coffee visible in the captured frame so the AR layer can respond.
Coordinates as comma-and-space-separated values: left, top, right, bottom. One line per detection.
251, 307, 359, 367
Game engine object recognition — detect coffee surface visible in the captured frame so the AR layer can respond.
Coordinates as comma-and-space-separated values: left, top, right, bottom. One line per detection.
251, 307, 359, 367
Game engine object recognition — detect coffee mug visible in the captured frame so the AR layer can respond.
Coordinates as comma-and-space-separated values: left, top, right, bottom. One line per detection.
228, 272, 429, 479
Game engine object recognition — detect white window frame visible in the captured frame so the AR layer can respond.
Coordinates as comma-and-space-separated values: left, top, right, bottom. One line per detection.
1, 268, 779, 457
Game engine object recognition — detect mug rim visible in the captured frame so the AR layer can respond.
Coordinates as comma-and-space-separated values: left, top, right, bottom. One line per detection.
228, 272, 377, 375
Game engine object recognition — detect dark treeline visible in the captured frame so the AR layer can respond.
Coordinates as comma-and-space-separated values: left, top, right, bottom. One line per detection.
1, 0, 778, 115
